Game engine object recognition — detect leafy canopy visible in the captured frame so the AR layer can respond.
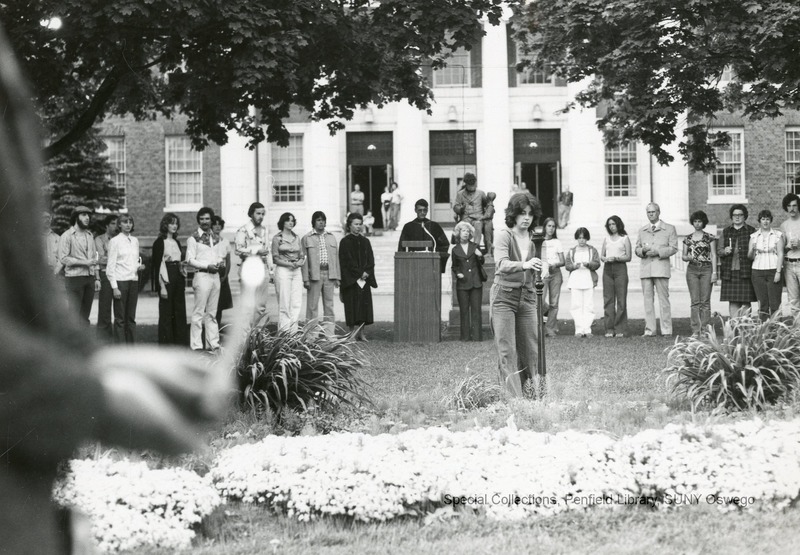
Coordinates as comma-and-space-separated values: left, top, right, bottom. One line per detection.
7, 0, 510, 160
514, 0, 800, 172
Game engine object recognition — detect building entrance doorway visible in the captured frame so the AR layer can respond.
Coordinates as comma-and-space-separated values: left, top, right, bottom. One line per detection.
346, 132, 394, 229
513, 129, 561, 225
431, 165, 476, 222
516, 162, 559, 222
348, 164, 392, 228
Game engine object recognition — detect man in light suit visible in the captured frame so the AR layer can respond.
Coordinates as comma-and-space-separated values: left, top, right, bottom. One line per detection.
634, 203, 678, 336
302, 211, 340, 336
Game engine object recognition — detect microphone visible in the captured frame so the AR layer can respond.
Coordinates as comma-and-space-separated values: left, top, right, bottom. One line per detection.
421, 221, 436, 252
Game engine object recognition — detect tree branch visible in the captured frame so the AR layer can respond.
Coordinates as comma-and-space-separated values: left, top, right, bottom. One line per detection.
43, 66, 125, 161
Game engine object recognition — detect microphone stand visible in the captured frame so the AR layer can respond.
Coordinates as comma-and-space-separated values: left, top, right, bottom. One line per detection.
531, 225, 546, 398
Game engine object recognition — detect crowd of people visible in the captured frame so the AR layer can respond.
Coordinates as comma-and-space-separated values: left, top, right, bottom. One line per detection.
45, 202, 381, 349
487, 191, 800, 395
43, 178, 800, 391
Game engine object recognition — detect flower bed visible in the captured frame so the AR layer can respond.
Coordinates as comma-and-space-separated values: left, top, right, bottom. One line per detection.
53, 419, 800, 551
53, 458, 221, 552
210, 419, 800, 521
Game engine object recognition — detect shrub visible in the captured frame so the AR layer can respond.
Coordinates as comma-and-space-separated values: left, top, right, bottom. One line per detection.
442, 374, 502, 411
664, 312, 800, 412
235, 322, 372, 416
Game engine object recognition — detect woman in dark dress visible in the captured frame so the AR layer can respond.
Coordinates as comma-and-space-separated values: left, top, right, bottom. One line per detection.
451, 220, 486, 341
212, 216, 233, 325
719, 204, 757, 317
339, 213, 377, 340
151, 213, 188, 345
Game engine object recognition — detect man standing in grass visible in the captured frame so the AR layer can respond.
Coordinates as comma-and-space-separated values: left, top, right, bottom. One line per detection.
302, 211, 340, 336
781, 193, 800, 312
187, 207, 225, 351
634, 203, 678, 336
235, 202, 274, 323
95, 214, 119, 340
58, 205, 99, 325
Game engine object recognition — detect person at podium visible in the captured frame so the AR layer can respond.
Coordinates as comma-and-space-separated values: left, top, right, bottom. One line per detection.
397, 199, 450, 272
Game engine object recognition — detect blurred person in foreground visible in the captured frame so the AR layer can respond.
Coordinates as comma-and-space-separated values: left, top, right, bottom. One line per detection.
0, 27, 229, 553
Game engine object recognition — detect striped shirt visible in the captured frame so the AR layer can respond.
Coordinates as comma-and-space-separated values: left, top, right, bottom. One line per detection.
750, 228, 782, 270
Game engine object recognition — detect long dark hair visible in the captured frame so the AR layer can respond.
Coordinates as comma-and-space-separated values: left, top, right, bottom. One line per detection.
605, 215, 627, 236
277, 212, 296, 231
159, 213, 180, 240
542, 217, 558, 239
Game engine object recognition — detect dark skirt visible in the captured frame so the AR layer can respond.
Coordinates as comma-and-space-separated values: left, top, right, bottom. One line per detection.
218, 277, 233, 311
341, 284, 373, 327
158, 262, 188, 345
720, 272, 757, 303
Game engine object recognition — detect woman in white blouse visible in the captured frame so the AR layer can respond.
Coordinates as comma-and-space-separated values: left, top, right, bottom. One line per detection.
748, 209, 784, 320
540, 217, 565, 337
107, 214, 145, 343
565, 227, 600, 337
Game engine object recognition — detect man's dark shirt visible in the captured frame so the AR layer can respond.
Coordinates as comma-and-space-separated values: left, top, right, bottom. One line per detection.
397, 217, 449, 272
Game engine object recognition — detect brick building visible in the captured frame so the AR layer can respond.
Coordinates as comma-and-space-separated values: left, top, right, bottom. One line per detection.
99, 115, 221, 251
688, 110, 800, 230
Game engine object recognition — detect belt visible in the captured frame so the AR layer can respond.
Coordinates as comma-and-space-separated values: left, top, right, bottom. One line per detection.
688, 261, 712, 266
195, 268, 215, 273
785, 258, 800, 263
319, 263, 329, 270
165, 260, 181, 265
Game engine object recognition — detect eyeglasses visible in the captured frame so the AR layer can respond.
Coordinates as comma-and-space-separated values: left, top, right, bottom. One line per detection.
732, 213, 745, 217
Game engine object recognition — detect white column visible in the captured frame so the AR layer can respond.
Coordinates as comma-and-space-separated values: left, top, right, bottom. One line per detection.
481, 22, 512, 226
395, 102, 425, 219
220, 134, 256, 231
305, 121, 343, 232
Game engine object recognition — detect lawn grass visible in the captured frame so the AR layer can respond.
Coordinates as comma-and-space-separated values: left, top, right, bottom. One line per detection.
145, 502, 800, 554
118, 320, 800, 554
352, 326, 708, 438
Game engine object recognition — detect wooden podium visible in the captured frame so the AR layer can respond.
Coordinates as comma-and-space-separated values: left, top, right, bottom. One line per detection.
394, 250, 442, 342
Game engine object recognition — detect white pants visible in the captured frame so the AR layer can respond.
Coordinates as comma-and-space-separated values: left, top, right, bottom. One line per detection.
191, 272, 220, 350
275, 266, 303, 332
570, 287, 595, 335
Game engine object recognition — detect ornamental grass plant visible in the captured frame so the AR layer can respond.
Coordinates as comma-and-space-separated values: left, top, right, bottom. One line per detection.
235, 322, 372, 416
665, 312, 800, 412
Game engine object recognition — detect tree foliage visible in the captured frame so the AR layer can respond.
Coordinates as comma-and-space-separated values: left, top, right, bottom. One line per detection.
44, 127, 121, 233
514, 0, 800, 172
7, 0, 510, 160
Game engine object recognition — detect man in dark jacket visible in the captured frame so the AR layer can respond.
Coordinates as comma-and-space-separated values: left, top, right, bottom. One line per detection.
397, 199, 449, 272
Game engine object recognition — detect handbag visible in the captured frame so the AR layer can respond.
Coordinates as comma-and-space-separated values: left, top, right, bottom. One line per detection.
476, 254, 488, 282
